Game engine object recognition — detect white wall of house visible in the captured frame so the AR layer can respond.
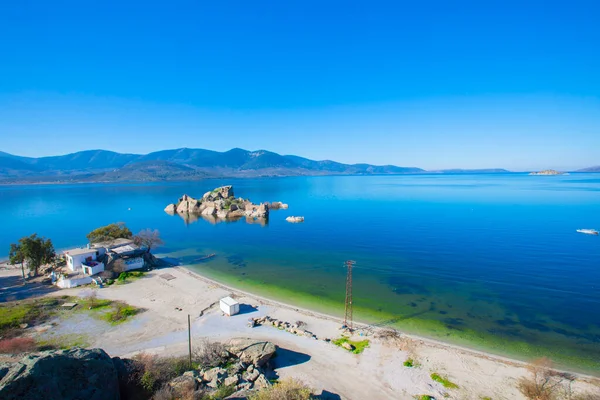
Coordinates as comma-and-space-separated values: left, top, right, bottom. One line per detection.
122, 257, 144, 271
65, 250, 98, 272
57, 275, 93, 289
82, 262, 105, 275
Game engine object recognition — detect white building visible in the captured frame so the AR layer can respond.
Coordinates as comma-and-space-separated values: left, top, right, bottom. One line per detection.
220, 296, 240, 316
64, 247, 105, 275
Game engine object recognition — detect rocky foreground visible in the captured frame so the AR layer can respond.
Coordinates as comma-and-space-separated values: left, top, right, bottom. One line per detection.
164, 185, 271, 222
0, 338, 281, 400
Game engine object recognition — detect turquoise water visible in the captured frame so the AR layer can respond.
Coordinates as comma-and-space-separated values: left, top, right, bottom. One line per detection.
1, 174, 599, 370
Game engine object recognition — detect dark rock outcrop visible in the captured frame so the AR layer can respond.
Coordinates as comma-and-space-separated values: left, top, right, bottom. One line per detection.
0, 348, 120, 400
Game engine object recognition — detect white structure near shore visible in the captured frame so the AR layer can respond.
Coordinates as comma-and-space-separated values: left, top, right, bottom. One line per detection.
219, 296, 240, 316
57, 239, 145, 288
64, 247, 104, 274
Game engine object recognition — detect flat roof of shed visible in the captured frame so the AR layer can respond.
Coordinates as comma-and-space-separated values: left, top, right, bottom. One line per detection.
220, 296, 239, 306
64, 248, 97, 256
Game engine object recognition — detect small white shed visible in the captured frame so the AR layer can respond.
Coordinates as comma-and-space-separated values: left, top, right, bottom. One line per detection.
220, 296, 240, 316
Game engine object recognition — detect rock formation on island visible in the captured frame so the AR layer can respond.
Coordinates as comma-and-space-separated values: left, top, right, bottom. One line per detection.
529, 169, 565, 175
164, 185, 270, 223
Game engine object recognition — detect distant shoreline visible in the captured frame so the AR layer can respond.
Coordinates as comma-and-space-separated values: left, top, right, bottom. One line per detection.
2, 171, 599, 187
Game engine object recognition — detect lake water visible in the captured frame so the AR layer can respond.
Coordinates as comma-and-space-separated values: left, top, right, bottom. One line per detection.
1, 174, 599, 371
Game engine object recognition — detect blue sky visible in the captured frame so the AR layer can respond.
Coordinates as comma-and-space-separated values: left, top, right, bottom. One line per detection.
0, 1, 599, 170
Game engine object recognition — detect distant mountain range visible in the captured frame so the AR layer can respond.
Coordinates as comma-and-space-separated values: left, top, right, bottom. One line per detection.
0, 147, 582, 184
576, 166, 600, 173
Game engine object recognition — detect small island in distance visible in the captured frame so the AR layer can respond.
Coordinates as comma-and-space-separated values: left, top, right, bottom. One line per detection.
529, 169, 566, 176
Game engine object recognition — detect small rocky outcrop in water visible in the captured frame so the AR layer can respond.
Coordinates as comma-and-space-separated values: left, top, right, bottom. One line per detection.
0, 348, 120, 400
164, 185, 270, 222
529, 169, 565, 175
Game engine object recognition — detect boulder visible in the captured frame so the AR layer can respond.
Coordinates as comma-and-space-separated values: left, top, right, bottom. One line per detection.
227, 338, 277, 367
224, 375, 239, 387
203, 367, 226, 383
342, 342, 355, 351
286, 216, 305, 223
227, 362, 245, 375
164, 204, 176, 214
254, 374, 271, 390
201, 206, 216, 216
168, 373, 198, 393
217, 209, 229, 219
175, 194, 201, 214
0, 348, 120, 400
242, 369, 260, 382
228, 209, 245, 218
225, 390, 254, 400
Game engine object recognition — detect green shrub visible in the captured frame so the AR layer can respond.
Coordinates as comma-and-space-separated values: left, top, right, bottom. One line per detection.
404, 358, 415, 367
212, 384, 236, 399
332, 337, 370, 354
431, 373, 459, 389
414, 396, 435, 400
249, 378, 314, 400
116, 271, 145, 284
140, 370, 156, 392
103, 302, 139, 324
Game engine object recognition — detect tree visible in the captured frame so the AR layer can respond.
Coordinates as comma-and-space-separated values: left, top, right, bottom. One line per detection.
8, 243, 26, 281
133, 229, 164, 253
86, 222, 132, 244
11, 234, 55, 277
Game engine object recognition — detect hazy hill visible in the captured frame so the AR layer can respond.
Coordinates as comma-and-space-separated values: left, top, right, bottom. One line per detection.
0, 148, 426, 183
0, 148, 526, 183
576, 166, 600, 172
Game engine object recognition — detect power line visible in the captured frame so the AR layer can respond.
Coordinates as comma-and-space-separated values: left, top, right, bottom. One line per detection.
343, 260, 356, 331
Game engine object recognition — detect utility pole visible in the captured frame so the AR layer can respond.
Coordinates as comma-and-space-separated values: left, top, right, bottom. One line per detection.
188, 314, 192, 368
343, 260, 356, 331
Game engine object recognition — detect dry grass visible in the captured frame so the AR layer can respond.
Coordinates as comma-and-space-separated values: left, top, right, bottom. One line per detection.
249, 378, 314, 400
134, 353, 192, 392
193, 339, 229, 369
516, 358, 588, 400
0, 337, 36, 354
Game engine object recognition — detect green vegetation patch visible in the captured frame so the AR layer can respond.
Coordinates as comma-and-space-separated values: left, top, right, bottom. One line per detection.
116, 271, 145, 284
0, 297, 62, 337
102, 302, 140, 325
414, 396, 435, 400
212, 384, 237, 399
431, 373, 459, 389
403, 358, 415, 367
37, 333, 90, 350
332, 337, 370, 354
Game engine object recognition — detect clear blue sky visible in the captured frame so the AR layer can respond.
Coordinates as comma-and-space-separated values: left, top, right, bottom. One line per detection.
1, 1, 599, 170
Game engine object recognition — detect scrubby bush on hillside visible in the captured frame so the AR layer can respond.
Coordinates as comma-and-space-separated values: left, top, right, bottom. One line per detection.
517, 358, 580, 400
194, 339, 229, 369
249, 378, 314, 400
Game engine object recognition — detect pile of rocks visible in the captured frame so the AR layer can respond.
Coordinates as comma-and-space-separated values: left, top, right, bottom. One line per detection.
249, 315, 322, 341
167, 338, 277, 399
164, 185, 270, 221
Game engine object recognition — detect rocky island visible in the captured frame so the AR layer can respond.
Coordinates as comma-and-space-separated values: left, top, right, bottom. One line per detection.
529, 169, 565, 175
164, 185, 270, 223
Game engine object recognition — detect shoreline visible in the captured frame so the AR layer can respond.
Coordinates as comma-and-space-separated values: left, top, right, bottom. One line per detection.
176, 265, 599, 381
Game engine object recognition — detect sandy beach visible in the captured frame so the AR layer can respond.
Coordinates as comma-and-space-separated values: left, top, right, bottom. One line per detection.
1, 265, 598, 400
